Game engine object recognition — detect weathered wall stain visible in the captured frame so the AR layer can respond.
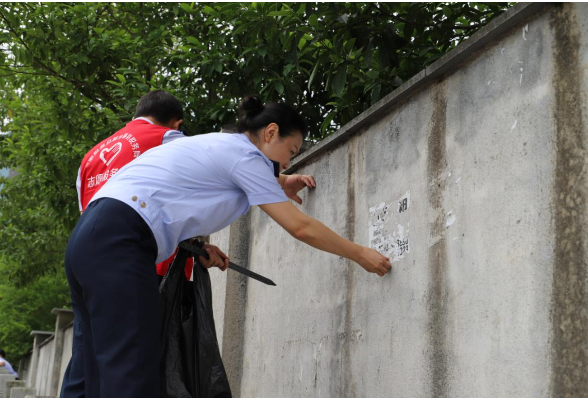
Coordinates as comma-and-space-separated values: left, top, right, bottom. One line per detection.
427, 81, 450, 397
327, 142, 358, 397
343, 139, 357, 397
550, 4, 588, 397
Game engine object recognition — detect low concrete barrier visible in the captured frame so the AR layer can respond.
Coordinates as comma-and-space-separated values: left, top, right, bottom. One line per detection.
9, 387, 36, 398
5, 381, 24, 398
0, 373, 15, 398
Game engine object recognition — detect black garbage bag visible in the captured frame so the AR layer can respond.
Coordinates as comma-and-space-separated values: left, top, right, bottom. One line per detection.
159, 246, 232, 398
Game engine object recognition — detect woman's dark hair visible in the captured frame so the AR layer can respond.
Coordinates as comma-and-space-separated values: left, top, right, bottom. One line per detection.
0, 349, 5, 358
237, 96, 308, 140
134, 90, 183, 124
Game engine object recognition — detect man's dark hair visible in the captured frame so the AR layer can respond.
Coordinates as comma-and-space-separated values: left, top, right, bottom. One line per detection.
0, 349, 5, 358
134, 90, 183, 124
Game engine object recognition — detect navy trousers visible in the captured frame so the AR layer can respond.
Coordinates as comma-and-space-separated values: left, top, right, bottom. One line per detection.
60, 198, 161, 397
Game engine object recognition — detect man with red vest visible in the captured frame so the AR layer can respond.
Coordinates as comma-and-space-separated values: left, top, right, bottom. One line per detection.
75, 90, 227, 278
61, 90, 228, 398
77, 90, 185, 212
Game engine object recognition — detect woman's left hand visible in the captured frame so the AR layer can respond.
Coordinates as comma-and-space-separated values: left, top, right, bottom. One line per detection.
281, 174, 316, 204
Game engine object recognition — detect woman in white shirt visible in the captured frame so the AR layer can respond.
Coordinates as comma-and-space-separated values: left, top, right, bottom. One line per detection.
61, 96, 391, 397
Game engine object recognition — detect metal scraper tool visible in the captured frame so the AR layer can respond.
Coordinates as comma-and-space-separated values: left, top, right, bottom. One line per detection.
179, 241, 276, 286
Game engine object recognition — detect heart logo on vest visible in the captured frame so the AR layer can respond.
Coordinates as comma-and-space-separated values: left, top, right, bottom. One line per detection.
99, 142, 123, 166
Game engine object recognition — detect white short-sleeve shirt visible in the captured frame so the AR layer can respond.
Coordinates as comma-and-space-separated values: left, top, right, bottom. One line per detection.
91, 133, 288, 263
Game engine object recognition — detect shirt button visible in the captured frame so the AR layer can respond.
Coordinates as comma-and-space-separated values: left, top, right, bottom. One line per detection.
140, 201, 146, 208
131, 196, 137, 202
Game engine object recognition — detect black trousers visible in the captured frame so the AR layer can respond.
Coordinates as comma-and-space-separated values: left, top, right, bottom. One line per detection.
60, 198, 160, 397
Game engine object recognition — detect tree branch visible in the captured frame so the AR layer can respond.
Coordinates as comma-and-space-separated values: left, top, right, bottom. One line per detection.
0, 69, 51, 77
0, 8, 120, 115
370, 3, 486, 31
0, 9, 88, 90
105, 4, 134, 37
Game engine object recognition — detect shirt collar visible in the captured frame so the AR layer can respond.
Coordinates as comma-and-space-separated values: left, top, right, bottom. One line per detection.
238, 133, 280, 177
134, 117, 155, 125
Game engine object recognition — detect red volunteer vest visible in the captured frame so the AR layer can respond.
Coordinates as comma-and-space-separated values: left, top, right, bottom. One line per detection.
79, 119, 168, 210
79, 119, 193, 279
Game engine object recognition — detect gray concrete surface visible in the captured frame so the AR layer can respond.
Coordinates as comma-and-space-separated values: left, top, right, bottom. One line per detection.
49, 309, 73, 397
5, 381, 25, 398
0, 375, 15, 397
209, 227, 231, 352
56, 322, 73, 397
210, 3, 588, 397
26, 332, 51, 393
34, 338, 53, 397
17, 353, 31, 386
9, 387, 36, 398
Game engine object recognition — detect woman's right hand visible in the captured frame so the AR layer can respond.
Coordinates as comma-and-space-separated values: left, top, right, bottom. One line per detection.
198, 243, 230, 271
260, 202, 393, 277
355, 246, 392, 277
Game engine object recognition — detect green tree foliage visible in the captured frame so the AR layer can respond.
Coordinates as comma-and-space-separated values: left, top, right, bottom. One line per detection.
0, 2, 511, 357
0, 267, 70, 364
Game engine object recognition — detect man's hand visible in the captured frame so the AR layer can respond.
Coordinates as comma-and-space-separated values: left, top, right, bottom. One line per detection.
198, 243, 229, 271
280, 174, 316, 205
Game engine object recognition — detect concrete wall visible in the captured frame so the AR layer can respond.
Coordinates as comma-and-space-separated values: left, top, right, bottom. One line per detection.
57, 323, 73, 396
210, 228, 230, 351
35, 338, 54, 396
209, 3, 588, 397
7, 313, 74, 397
17, 352, 32, 385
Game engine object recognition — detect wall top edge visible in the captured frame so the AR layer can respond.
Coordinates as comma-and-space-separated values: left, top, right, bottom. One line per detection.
29, 331, 53, 337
